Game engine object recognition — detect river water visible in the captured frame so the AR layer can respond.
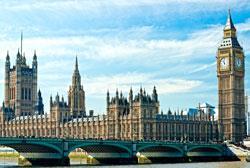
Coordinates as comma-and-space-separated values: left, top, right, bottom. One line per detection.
0, 158, 250, 168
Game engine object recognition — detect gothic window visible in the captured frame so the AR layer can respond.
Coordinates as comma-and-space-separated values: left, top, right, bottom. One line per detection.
9, 88, 11, 99
74, 97, 77, 108
28, 89, 31, 100
24, 88, 27, 100
10, 88, 13, 99
12, 88, 13, 99
150, 123, 153, 134
21, 88, 24, 99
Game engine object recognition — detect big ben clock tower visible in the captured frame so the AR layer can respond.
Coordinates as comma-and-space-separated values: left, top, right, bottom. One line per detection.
217, 10, 246, 142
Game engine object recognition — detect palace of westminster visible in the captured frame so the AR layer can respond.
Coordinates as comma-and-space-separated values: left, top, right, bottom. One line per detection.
0, 11, 246, 143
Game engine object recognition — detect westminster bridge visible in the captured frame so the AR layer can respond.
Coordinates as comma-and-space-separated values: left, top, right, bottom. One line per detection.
0, 137, 236, 166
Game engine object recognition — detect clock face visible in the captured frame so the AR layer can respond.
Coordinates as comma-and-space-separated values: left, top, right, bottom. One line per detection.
220, 57, 229, 70
235, 57, 242, 69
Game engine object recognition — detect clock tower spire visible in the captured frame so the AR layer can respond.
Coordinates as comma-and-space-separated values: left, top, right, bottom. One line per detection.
217, 10, 246, 142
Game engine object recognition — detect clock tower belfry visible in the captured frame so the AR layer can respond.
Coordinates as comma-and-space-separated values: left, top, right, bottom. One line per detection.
217, 10, 246, 142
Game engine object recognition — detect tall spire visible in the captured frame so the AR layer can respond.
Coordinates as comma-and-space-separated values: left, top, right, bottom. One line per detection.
6, 51, 10, 62
75, 55, 79, 72
72, 56, 81, 87
21, 31, 23, 56
38, 89, 41, 97
224, 9, 236, 31
219, 9, 241, 49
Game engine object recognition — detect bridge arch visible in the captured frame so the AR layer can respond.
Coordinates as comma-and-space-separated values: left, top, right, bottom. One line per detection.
187, 145, 223, 157
137, 144, 183, 154
0, 141, 62, 154
67, 142, 132, 156
0, 139, 66, 166
137, 144, 184, 158
67, 142, 133, 164
188, 146, 223, 153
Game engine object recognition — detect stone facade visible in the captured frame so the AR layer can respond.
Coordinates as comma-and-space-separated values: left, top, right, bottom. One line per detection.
217, 10, 246, 142
0, 11, 245, 143
0, 55, 217, 142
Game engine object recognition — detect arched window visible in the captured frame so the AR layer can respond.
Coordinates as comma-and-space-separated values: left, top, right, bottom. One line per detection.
9, 88, 12, 99
21, 88, 24, 99
28, 89, 31, 100
24, 88, 27, 99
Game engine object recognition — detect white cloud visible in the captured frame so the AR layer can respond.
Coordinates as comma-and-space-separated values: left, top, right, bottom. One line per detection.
189, 62, 217, 74
1, 18, 249, 66
237, 19, 250, 32
84, 72, 202, 97
1, 0, 248, 12
0, 9, 249, 112
0, 26, 222, 62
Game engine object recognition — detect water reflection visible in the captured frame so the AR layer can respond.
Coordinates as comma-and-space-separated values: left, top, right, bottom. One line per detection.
0, 157, 250, 168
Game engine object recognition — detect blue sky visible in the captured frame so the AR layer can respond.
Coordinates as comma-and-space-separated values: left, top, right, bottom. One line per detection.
0, 0, 250, 114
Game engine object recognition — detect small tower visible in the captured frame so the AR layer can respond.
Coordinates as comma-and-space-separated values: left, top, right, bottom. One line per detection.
4, 34, 38, 116
50, 95, 53, 107
115, 89, 119, 104
36, 89, 44, 115
32, 50, 38, 115
152, 86, 158, 102
129, 87, 133, 104
139, 87, 143, 102
4, 51, 10, 107
106, 90, 110, 107
16, 49, 21, 66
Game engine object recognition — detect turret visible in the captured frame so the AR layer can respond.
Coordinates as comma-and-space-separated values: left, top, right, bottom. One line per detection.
115, 89, 119, 104
22, 53, 26, 66
38, 89, 41, 97
5, 51, 10, 68
50, 95, 53, 107
168, 108, 172, 115
139, 87, 143, 102
2, 102, 5, 109
129, 87, 133, 104
32, 50, 37, 69
16, 49, 21, 66
106, 90, 110, 106
56, 93, 60, 103
36, 89, 44, 115
152, 86, 158, 102
4, 51, 10, 107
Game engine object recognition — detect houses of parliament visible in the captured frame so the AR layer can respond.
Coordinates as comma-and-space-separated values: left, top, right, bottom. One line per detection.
0, 11, 246, 143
